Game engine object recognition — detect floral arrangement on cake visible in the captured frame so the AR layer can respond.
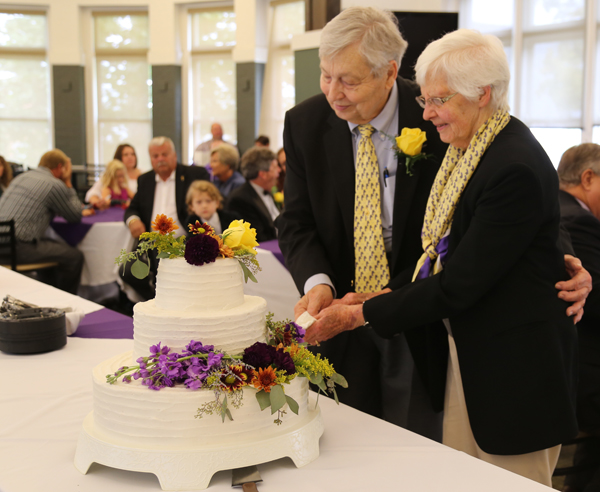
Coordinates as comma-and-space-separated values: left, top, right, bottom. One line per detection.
107, 314, 347, 425
116, 214, 261, 283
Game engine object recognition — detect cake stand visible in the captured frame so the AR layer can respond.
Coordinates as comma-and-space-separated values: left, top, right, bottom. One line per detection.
74, 399, 324, 491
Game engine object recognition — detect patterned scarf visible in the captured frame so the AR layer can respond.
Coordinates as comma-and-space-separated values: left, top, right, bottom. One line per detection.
413, 109, 511, 281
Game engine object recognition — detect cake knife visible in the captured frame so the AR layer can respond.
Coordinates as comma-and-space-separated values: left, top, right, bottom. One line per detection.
231, 465, 262, 491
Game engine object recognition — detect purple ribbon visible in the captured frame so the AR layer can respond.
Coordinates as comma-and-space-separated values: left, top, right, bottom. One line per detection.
415, 235, 449, 281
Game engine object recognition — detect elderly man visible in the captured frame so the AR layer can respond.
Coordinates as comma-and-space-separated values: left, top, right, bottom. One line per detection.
194, 123, 235, 166
276, 6, 590, 439
122, 136, 209, 300
226, 147, 279, 242
0, 149, 84, 294
210, 144, 244, 198
558, 143, 600, 492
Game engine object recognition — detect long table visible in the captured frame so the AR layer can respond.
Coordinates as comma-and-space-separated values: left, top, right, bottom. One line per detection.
0, 271, 554, 491
0, 336, 552, 492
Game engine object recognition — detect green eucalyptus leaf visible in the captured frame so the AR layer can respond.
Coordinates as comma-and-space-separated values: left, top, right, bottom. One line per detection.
239, 261, 257, 283
255, 389, 271, 411
309, 373, 323, 385
269, 384, 286, 414
131, 259, 150, 279
220, 395, 229, 422
332, 387, 340, 405
285, 395, 299, 415
330, 373, 348, 388
156, 252, 170, 258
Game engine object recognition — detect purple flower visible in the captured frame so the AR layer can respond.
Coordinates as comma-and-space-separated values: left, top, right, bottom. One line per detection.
184, 234, 220, 266
242, 342, 276, 369
149, 342, 170, 356
184, 340, 214, 355
289, 322, 306, 343
272, 349, 295, 374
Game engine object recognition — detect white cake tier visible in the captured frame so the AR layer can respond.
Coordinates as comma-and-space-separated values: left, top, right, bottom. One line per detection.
92, 351, 311, 449
154, 257, 245, 312
133, 295, 267, 359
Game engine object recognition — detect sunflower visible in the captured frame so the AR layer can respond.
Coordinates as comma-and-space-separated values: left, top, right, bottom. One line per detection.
220, 364, 253, 392
251, 366, 277, 393
152, 214, 179, 235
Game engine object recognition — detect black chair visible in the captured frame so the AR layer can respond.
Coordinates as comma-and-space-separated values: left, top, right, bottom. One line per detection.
0, 220, 58, 272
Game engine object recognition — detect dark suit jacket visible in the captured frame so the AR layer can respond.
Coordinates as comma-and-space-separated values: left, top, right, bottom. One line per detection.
559, 190, 600, 363
226, 181, 277, 242
124, 164, 209, 231
559, 190, 600, 433
365, 118, 578, 455
277, 77, 448, 297
275, 77, 448, 417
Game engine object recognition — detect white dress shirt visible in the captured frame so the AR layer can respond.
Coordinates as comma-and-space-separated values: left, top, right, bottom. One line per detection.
250, 181, 280, 222
152, 171, 183, 234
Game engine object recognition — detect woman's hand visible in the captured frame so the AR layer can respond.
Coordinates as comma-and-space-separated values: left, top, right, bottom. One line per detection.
305, 303, 365, 345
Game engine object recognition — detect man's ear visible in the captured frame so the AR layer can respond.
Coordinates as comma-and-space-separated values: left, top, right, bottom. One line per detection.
581, 168, 595, 190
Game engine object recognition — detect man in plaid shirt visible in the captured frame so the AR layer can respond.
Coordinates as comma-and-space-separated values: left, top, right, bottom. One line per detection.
0, 149, 84, 294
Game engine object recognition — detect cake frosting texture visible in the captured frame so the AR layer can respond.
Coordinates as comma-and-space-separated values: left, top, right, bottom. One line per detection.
91, 257, 310, 450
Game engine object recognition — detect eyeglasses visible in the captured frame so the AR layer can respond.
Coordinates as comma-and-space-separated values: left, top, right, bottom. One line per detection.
415, 92, 458, 109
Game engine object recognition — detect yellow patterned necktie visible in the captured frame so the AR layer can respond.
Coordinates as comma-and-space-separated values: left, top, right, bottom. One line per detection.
354, 124, 390, 293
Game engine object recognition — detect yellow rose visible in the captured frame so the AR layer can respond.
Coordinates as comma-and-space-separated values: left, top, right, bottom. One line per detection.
223, 220, 259, 253
273, 191, 284, 203
395, 128, 427, 156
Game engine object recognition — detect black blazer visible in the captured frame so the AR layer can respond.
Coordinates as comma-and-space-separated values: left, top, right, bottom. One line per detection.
276, 77, 448, 298
365, 118, 578, 455
559, 190, 600, 363
226, 181, 277, 242
124, 164, 209, 231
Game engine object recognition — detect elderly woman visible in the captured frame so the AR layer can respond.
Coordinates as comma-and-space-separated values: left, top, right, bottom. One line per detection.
308, 29, 578, 485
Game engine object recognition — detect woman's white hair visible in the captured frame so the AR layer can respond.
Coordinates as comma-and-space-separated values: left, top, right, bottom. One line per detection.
415, 29, 510, 112
319, 6, 408, 78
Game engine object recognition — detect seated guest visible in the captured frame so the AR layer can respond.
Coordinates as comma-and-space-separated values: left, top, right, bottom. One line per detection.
210, 144, 244, 198
306, 29, 578, 486
254, 135, 270, 148
86, 143, 140, 208
100, 159, 134, 207
114, 143, 141, 194
276, 147, 286, 192
226, 147, 279, 242
194, 122, 235, 166
121, 136, 210, 301
0, 155, 13, 198
558, 143, 600, 492
0, 149, 84, 294
184, 180, 237, 236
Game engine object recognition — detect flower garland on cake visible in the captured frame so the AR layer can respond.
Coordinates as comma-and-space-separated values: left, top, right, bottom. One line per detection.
115, 214, 261, 283
107, 314, 347, 425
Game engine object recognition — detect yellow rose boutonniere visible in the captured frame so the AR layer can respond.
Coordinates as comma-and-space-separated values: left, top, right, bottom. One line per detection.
388, 128, 433, 177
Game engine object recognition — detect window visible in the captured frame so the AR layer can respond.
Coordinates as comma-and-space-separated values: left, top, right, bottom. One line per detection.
189, 8, 237, 165
461, 0, 597, 166
0, 10, 50, 168
93, 12, 152, 171
259, 1, 305, 151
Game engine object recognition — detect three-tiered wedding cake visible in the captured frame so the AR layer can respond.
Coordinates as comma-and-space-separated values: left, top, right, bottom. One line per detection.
74, 257, 323, 491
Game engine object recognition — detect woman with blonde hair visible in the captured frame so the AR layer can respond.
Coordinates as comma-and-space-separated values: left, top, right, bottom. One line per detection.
100, 159, 134, 207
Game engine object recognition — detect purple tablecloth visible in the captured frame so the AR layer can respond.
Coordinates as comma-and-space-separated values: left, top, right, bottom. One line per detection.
259, 239, 286, 267
73, 308, 133, 339
51, 207, 126, 246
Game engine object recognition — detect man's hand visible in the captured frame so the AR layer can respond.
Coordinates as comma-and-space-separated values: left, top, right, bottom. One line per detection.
332, 288, 391, 306
306, 303, 364, 345
294, 284, 334, 320
556, 254, 592, 324
128, 218, 146, 239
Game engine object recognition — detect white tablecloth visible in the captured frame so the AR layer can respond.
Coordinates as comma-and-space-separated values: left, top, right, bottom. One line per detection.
0, 336, 552, 492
